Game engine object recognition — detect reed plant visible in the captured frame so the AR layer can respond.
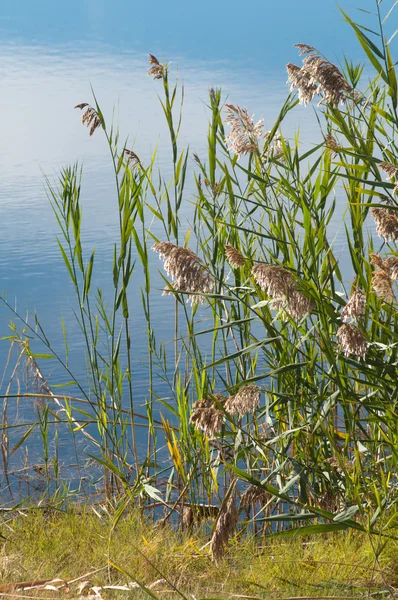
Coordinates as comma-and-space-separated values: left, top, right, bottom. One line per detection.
1, 0, 398, 569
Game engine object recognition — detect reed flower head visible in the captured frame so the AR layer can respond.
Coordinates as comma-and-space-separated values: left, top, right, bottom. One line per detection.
240, 485, 270, 508
252, 264, 295, 298
252, 263, 313, 319
336, 323, 367, 360
370, 253, 396, 301
74, 103, 102, 136
325, 134, 340, 158
341, 289, 366, 323
210, 493, 238, 563
370, 207, 398, 242
263, 131, 284, 160
153, 242, 213, 304
372, 269, 395, 302
379, 161, 398, 194
273, 290, 314, 320
225, 245, 246, 268
225, 385, 261, 417
370, 253, 385, 270
190, 395, 226, 438
384, 256, 398, 281
288, 45, 352, 107
124, 148, 141, 170
224, 104, 263, 158
286, 63, 318, 105
148, 54, 165, 80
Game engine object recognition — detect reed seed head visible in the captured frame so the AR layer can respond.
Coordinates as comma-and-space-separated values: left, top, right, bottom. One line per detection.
372, 269, 395, 302
224, 104, 263, 158
370, 253, 385, 270
210, 494, 238, 563
263, 131, 284, 159
252, 263, 295, 297
240, 485, 270, 508
225, 245, 246, 268
370, 207, 398, 242
252, 263, 313, 319
286, 62, 318, 105
148, 54, 165, 79
288, 45, 352, 107
153, 242, 214, 304
124, 148, 141, 170
370, 253, 396, 301
325, 134, 340, 158
384, 256, 398, 281
336, 323, 367, 360
379, 162, 398, 180
75, 103, 102, 136
190, 395, 226, 438
272, 290, 314, 321
379, 162, 398, 194
341, 289, 366, 323
225, 385, 261, 417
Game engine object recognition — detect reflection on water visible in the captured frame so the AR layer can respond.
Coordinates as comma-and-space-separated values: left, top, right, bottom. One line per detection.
0, 0, 377, 500
0, 40, 322, 365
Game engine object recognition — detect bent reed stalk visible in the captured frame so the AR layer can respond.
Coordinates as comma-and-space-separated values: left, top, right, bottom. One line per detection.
2, 0, 398, 565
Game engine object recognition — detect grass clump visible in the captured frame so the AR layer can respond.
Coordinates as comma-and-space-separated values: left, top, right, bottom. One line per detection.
1, 509, 398, 598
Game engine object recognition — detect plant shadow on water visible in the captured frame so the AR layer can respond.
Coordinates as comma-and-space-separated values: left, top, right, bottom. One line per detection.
1, 1, 398, 574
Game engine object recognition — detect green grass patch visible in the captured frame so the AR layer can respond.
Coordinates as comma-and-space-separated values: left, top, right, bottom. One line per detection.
1, 509, 397, 599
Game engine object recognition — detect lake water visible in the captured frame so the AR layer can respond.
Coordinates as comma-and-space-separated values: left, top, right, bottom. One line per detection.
0, 0, 383, 500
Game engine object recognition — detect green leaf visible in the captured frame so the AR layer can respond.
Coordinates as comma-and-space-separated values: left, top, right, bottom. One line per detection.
341, 9, 388, 82
333, 505, 360, 522
57, 240, 76, 285
9, 424, 36, 457
265, 523, 350, 538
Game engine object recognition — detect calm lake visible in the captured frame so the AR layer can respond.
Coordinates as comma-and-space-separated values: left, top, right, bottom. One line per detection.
0, 0, 379, 500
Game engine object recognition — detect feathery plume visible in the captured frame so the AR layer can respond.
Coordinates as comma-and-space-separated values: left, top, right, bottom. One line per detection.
336, 323, 367, 360
286, 63, 318, 105
240, 485, 270, 508
263, 131, 284, 159
272, 290, 314, 320
252, 264, 295, 298
287, 45, 353, 107
295, 44, 317, 56
124, 148, 141, 170
210, 493, 238, 563
252, 263, 313, 319
75, 103, 101, 136
224, 104, 263, 158
370, 253, 396, 301
153, 242, 213, 304
384, 256, 398, 281
369, 253, 385, 270
325, 134, 340, 158
379, 162, 398, 194
370, 207, 398, 242
190, 394, 226, 438
225, 245, 246, 268
341, 289, 366, 323
148, 54, 164, 80
225, 385, 261, 417
372, 269, 395, 302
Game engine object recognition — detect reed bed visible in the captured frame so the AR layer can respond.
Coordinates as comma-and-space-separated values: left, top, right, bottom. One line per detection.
1, 0, 398, 579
